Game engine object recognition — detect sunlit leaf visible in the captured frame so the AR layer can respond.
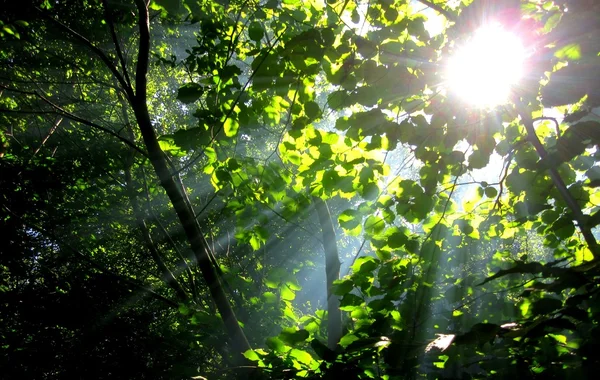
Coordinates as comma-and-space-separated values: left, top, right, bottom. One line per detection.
339, 333, 360, 348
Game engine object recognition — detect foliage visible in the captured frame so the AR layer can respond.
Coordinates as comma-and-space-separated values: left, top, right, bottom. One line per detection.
2, 0, 600, 378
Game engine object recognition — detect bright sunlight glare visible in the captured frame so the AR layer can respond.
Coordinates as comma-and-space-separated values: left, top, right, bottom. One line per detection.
446, 23, 526, 107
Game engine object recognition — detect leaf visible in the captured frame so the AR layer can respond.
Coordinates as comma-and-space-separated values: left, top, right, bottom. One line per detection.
339, 333, 360, 348
351, 256, 379, 274
153, 0, 183, 16
554, 43, 581, 60
332, 279, 354, 296
484, 186, 498, 198
468, 149, 489, 169
478, 261, 544, 286
311, 339, 335, 361
262, 291, 277, 303
361, 182, 379, 200
248, 21, 264, 42
190, 311, 220, 326
364, 215, 385, 235
453, 323, 500, 346
532, 298, 563, 315
327, 90, 346, 110
224, 118, 239, 137
387, 230, 407, 248
339, 209, 362, 230
542, 61, 600, 107
279, 328, 309, 346
280, 285, 296, 301
266, 337, 287, 353
173, 127, 210, 151
243, 349, 260, 361
339, 293, 363, 309
289, 349, 313, 365
304, 101, 321, 120
355, 37, 377, 59
177, 83, 204, 103
322, 169, 341, 192
425, 334, 455, 353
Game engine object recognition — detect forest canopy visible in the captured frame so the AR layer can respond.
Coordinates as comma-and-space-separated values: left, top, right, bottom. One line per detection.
2, 0, 600, 378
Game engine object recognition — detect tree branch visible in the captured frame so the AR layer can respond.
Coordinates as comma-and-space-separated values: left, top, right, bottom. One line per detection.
36, 6, 135, 102
126, 166, 189, 301
517, 101, 599, 259
134, 0, 150, 104
0, 85, 147, 156
416, 0, 456, 21
140, 167, 199, 301
101, 0, 132, 89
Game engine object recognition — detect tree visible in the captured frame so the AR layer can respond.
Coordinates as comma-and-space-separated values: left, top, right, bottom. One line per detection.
2, 0, 600, 378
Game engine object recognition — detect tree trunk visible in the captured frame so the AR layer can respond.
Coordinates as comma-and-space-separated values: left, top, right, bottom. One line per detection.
313, 197, 342, 350
129, 0, 251, 362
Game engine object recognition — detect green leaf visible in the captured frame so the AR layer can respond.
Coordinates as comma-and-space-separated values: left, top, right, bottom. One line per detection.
177, 83, 203, 103
339, 209, 362, 230
332, 279, 354, 296
289, 349, 313, 365
262, 291, 277, 303
405, 239, 420, 254
327, 90, 346, 110
244, 349, 261, 361
224, 118, 239, 137
266, 337, 287, 353
542, 63, 600, 107
248, 21, 264, 41
322, 169, 341, 192
304, 101, 321, 120
279, 328, 309, 346
172, 127, 210, 151
351, 256, 379, 274
339, 333, 360, 348
484, 186, 498, 198
361, 182, 379, 200
453, 323, 500, 346
340, 293, 363, 309
280, 285, 296, 301
364, 215, 385, 235
311, 339, 335, 361
388, 230, 407, 248
190, 311, 220, 326
554, 43, 581, 60
532, 298, 563, 315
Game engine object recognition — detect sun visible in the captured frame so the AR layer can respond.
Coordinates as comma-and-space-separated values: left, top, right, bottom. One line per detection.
446, 23, 526, 107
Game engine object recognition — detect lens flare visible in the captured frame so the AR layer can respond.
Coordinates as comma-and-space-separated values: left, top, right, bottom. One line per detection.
446, 23, 526, 107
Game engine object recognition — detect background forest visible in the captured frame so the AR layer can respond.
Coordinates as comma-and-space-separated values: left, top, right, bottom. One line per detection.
2, 0, 600, 378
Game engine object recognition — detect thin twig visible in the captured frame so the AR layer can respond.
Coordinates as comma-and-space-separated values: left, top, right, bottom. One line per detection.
416, 0, 456, 21
101, 0, 132, 89
0, 85, 146, 156
35, 6, 134, 102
